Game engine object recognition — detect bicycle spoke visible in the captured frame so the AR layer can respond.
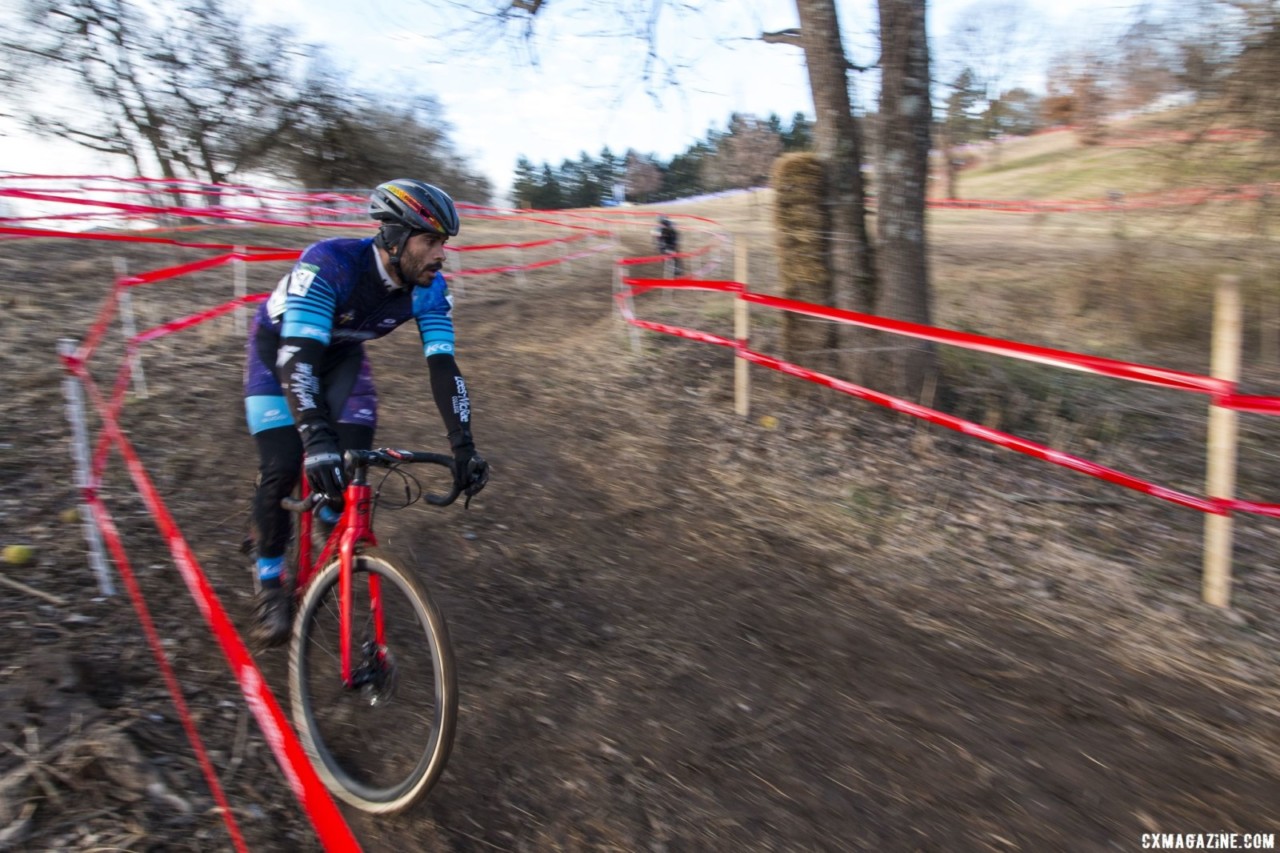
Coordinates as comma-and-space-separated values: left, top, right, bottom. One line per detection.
290, 551, 456, 812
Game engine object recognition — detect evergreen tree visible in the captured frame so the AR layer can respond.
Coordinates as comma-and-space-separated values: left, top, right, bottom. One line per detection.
985, 88, 1042, 137
660, 143, 709, 199
944, 67, 983, 144
594, 146, 620, 201
512, 155, 540, 208
783, 112, 814, 151
530, 163, 563, 209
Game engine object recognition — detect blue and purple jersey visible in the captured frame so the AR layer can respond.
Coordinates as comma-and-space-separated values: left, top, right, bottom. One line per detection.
243, 237, 455, 433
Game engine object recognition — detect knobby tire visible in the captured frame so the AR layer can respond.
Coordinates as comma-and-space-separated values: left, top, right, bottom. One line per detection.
288, 548, 457, 813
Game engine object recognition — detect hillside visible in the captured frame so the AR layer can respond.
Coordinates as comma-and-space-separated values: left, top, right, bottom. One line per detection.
949, 119, 1280, 201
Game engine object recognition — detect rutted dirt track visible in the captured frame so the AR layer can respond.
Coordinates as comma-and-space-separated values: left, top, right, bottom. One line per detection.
2, 221, 1280, 851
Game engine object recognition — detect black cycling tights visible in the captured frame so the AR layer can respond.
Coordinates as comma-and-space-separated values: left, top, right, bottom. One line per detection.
251, 423, 373, 561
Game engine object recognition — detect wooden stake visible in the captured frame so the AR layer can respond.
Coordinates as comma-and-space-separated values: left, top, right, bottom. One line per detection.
513, 247, 527, 287
734, 240, 750, 418
114, 258, 148, 400
1261, 291, 1277, 365
616, 264, 641, 355
1203, 274, 1241, 607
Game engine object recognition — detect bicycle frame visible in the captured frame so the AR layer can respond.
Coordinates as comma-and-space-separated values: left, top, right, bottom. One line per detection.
295, 475, 380, 688
285, 448, 459, 689
280, 447, 461, 812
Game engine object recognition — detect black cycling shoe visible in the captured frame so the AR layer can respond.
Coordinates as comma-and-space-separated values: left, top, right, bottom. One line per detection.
253, 585, 292, 647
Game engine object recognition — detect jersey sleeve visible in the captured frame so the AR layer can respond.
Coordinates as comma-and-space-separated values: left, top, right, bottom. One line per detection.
279, 247, 340, 344
412, 272, 456, 358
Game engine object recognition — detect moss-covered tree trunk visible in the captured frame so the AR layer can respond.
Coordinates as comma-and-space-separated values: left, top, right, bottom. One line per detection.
794, 0, 878, 382
772, 153, 837, 384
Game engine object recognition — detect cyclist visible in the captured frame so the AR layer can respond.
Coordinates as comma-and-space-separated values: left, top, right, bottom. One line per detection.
242, 178, 489, 645
653, 214, 682, 276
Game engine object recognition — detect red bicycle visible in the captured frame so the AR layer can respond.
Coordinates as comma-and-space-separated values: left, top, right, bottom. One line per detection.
280, 448, 460, 813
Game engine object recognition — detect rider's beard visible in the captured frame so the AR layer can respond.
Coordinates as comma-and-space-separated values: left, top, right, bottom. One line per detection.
407, 258, 443, 285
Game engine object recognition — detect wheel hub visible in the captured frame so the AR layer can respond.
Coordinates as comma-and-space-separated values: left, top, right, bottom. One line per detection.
350, 641, 397, 706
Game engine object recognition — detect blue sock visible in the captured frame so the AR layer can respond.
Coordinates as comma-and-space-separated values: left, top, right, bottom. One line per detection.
257, 555, 285, 586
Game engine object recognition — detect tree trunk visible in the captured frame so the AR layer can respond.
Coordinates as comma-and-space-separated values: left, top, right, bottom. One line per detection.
876, 0, 937, 398
794, 0, 877, 380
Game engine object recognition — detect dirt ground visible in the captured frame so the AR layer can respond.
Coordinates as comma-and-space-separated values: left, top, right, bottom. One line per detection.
2, 213, 1280, 852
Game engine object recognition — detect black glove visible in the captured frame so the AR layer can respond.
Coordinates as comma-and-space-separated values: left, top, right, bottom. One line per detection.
449, 429, 489, 499
300, 424, 345, 507
454, 447, 489, 497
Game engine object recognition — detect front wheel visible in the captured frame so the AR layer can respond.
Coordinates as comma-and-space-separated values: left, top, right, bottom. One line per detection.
288, 548, 457, 813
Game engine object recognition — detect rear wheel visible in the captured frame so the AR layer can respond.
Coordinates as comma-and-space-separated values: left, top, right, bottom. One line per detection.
288, 548, 457, 813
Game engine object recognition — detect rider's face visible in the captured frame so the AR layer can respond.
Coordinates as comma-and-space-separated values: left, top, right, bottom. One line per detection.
400, 232, 448, 284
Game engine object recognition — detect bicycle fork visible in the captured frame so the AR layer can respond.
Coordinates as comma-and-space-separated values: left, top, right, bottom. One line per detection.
338, 481, 384, 690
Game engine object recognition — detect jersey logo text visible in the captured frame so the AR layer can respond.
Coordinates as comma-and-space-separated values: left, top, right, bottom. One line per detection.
287, 263, 320, 297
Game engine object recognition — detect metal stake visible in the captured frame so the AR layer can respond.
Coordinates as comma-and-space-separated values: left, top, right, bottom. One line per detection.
59, 339, 115, 596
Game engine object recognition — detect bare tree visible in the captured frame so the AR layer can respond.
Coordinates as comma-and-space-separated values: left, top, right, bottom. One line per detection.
451, 0, 946, 391
877, 0, 936, 396
624, 150, 663, 202
431, 0, 713, 99
1, 0, 492, 203
945, 0, 1039, 160
1044, 52, 1109, 145
447, 5, 878, 277
702, 113, 783, 190
148, 0, 299, 184
1113, 13, 1179, 112
1171, 1, 1236, 101
3, 0, 298, 188
269, 63, 492, 200
1223, 0, 1280, 142
764, 0, 879, 363
939, 66, 982, 199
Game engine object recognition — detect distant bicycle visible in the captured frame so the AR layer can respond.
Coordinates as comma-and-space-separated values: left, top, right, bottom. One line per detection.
659, 249, 684, 279
279, 447, 462, 813
654, 214, 683, 278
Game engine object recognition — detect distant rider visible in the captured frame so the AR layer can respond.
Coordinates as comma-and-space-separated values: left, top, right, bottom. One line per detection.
653, 214, 682, 276
242, 178, 489, 645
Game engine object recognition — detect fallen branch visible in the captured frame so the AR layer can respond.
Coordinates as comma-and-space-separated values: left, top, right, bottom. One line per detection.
0, 801, 36, 850
0, 574, 67, 607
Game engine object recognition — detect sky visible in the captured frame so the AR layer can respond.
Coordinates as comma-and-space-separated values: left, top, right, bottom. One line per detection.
1, 0, 1160, 204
